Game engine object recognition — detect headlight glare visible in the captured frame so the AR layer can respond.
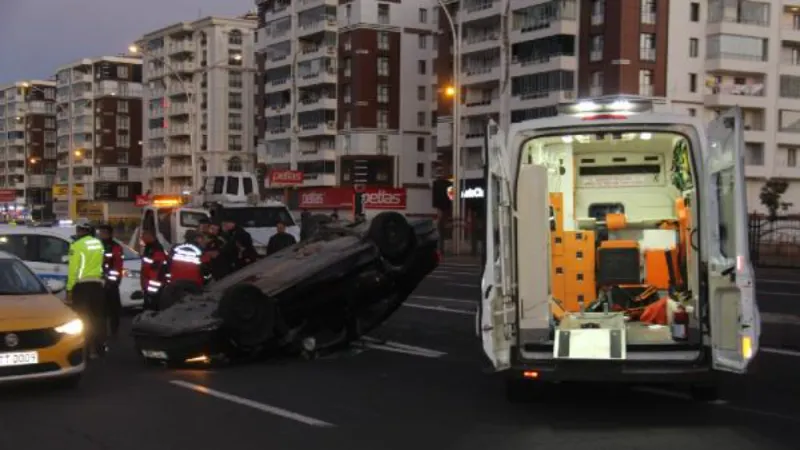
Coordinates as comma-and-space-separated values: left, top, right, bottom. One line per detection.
55, 318, 84, 335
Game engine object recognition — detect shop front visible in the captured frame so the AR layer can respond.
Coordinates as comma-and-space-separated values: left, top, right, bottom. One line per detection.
290, 186, 407, 218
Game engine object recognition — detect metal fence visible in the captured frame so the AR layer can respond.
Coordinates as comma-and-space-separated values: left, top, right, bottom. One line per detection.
749, 214, 800, 268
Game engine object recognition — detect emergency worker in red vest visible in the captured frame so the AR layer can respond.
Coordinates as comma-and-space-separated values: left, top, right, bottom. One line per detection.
97, 224, 124, 337
164, 230, 212, 288
140, 229, 167, 310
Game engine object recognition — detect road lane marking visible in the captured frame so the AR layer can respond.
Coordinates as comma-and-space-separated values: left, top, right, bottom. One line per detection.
758, 290, 800, 297
758, 278, 800, 285
761, 347, 800, 358
439, 263, 481, 268
403, 302, 475, 315
169, 380, 335, 427
446, 282, 479, 288
356, 338, 447, 358
411, 294, 476, 305
760, 312, 800, 325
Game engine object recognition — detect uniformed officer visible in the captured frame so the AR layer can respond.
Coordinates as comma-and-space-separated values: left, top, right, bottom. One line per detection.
67, 223, 107, 358
140, 229, 167, 310
164, 230, 212, 288
97, 224, 124, 339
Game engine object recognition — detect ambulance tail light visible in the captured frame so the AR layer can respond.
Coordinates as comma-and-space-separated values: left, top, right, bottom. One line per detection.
559, 96, 653, 118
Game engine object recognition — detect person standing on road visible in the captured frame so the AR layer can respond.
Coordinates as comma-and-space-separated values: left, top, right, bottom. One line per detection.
233, 231, 260, 269
266, 221, 297, 255
97, 224, 124, 339
66, 223, 107, 358
299, 209, 312, 241
206, 218, 234, 280
140, 229, 167, 310
219, 214, 251, 274
164, 230, 213, 288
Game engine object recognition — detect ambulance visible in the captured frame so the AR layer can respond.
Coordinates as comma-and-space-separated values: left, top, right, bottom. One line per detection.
479, 97, 760, 401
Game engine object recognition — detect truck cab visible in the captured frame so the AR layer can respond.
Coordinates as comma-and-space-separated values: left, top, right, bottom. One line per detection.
480, 97, 760, 400
130, 196, 209, 252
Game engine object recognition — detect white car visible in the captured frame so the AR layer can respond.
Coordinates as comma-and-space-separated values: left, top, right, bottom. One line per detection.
0, 224, 144, 309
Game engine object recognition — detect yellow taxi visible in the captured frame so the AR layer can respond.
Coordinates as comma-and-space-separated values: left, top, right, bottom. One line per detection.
0, 251, 86, 387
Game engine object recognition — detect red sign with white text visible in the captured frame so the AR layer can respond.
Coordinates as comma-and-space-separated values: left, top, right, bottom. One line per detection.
134, 195, 150, 207
297, 187, 407, 210
0, 189, 16, 202
361, 187, 406, 210
269, 170, 304, 186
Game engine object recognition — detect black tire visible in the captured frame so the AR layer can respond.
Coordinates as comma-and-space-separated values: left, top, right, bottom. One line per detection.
367, 212, 415, 265
158, 281, 203, 310
690, 383, 719, 402
217, 284, 278, 349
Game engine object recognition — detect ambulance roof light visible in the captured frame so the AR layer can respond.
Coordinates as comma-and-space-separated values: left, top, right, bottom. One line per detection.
559, 96, 653, 116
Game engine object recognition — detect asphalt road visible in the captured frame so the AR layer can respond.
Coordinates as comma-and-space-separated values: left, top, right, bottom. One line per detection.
2, 260, 800, 450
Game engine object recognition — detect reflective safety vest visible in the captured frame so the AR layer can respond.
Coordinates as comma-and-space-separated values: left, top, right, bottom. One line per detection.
67, 235, 105, 291
102, 241, 124, 283
141, 243, 167, 294
165, 243, 211, 287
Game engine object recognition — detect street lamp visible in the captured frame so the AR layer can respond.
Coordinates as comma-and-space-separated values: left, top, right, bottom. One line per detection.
438, 0, 463, 255
21, 82, 78, 220
130, 43, 245, 194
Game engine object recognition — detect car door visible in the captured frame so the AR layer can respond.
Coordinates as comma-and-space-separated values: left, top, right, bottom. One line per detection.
30, 235, 71, 284
480, 120, 517, 371
704, 107, 760, 374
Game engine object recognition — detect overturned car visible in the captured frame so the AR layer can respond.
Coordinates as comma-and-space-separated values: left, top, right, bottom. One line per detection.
131, 212, 440, 365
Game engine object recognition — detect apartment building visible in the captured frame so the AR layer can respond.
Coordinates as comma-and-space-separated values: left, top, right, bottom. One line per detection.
580, 0, 800, 211
137, 15, 258, 194
434, 0, 578, 205
256, 0, 439, 215
0, 80, 57, 218
54, 56, 144, 218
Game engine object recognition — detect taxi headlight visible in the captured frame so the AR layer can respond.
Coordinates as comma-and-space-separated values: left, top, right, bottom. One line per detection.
55, 319, 84, 335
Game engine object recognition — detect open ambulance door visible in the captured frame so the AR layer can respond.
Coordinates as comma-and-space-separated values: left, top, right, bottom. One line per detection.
705, 107, 760, 374
480, 119, 517, 371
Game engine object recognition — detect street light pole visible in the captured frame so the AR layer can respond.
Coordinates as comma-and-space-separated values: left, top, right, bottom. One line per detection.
438, 0, 463, 255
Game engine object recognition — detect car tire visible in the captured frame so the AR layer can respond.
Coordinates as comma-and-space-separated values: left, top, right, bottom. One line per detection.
367, 211, 415, 265
217, 284, 278, 350
158, 281, 203, 310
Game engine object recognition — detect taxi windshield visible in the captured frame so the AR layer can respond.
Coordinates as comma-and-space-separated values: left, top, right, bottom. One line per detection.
0, 259, 47, 295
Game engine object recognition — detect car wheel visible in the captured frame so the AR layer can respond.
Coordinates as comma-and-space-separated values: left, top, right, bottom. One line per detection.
217, 284, 278, 349
367, 212, 415, 265
158, 281, 203, 310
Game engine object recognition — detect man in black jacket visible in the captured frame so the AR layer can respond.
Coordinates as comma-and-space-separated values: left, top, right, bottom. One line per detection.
266, 221, 297, 255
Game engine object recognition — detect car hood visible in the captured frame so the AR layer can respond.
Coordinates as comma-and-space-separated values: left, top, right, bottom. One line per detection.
0, 294, 76, 331
132, 296, 223, 337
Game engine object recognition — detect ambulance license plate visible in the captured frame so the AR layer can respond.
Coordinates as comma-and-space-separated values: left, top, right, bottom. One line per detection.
0, 351, 39, 367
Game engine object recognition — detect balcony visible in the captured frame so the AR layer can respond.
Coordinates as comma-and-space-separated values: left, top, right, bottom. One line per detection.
463, 98, 498, 117
461, 64, 501, 85
27, 174, 52, 188
167, 143, 192, 155
462, 30, 501, 53
168, 103, 191, 115
296, 68, 337, 88
71, 72, 92, 84
297, 18, 337, 38
509, 89, 575, 109
705, 54, 768, 74
72, 90, 93, 100
297, 96, 337, 113
172, 61, 197, 73
297, 0, 335, 11
147, 167, 165, 178
510, 54, 577, 77
169, 123, 191, 136
167, 166, 193, 177
9, 151, 25, 161
8, 167, 24, 175
297, 121, 337, 137
462, 0, 501, 22
300, 173, 336, 187
168, 40, 196, 54
167, 83, 195, 96
71, 123, 94, 133
148, 128, 166, 139
781, 23, 800, 43
7, 138, 25, 146
298, 45, 336, 63
297, 148, 336, 161
266, 127, 292, 140
704, 83, 766, 108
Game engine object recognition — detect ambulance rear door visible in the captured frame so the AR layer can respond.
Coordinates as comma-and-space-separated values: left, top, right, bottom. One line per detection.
704, 107, 760, 374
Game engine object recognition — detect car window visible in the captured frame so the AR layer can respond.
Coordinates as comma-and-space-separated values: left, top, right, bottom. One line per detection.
0, 234, 31, 260
0, 259, 48, 295
35, 236, 70, 264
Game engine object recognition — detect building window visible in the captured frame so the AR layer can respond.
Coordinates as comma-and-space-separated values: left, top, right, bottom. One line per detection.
344, 111, 351, 128
346, 4, 352, 19
788, 148, 798, 167
378, 57, 389, 76
640, 33, 656, 61
378, 4, 390, 24
419, 8, 428, 23
418, 86, 426, 101
228, 30, 243, 45
378, 135, 389, 153
639, 69, 654, 96
118, 100, 128, 113
418, 34, 427, 49
118, 134, 130, 147
344, 57, 352, 77
590, 35, 603, 62
117, 185, 129, 198
229, 71, 243, 88
229, 113, 243, 130
117, 65, 129, 79
117, 150, 129, 163
417, 136, 425, 152
688, 108, 696, 117
343, 84, 351, 103
416, 163, 425, 177
228, 92, 243, 109
641, 0, 656, 24
117, 116, 130, 130
378, 84, 389, 103
377, 110, 389, 129
690, 2, 699, 22
590, 71, 604, 96
745, 143, 764, 166
378, 32, 389, 50
591, 0, 605, 25
228, 157, 243, 171
342, 34, 351, 51
689, 38, 699, 58
707, 34, 767, 62
689, 73, 697, 92
417, 111, 426, 127
418, 60, 427, 74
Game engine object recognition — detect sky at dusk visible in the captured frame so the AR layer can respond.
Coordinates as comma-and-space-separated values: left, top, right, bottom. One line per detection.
0, 0, 255, 84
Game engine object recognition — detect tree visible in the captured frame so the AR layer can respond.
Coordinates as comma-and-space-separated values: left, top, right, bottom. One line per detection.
759, 178, 791, 220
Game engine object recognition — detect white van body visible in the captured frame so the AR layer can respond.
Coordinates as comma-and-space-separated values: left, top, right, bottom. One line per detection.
480, 99, 760, 398
0, 224, 144, 308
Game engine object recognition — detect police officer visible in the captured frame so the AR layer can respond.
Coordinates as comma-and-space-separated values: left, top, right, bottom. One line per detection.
205, 219, 232, 280
140, 229, 167, 310
164, 230, 212, 288
97, 224, 123, 339
67, 223, 107, 358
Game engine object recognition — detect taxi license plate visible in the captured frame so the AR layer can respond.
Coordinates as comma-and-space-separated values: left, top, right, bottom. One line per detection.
0, 351, 39, 367
141, 350, 168, 360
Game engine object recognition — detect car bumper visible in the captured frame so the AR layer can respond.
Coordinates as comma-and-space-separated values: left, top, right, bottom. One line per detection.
132, 329, 228, 363
0, 335, 86, 384
120, 278, 144, 308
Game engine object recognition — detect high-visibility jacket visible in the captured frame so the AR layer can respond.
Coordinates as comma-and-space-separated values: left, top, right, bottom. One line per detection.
102, 240, 124, 284
165, 243, 212, 287
67, 235, 105, 291
141, 242, 167, 294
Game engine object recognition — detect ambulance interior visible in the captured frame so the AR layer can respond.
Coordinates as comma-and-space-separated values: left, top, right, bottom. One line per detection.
522, 130, 698, 346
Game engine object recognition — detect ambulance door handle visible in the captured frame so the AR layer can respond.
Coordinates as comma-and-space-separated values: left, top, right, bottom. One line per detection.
689, 228, 699, 251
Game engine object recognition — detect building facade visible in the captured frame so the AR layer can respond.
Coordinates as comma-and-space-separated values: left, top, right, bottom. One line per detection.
137, 15, 258, 195
256, 0, 439, 216
0, 80, 57, 219
54, 57, 144, 219
582, 0, 800, 211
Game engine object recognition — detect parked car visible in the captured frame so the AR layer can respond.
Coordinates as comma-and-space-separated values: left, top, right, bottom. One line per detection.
131, 212, 440, 365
